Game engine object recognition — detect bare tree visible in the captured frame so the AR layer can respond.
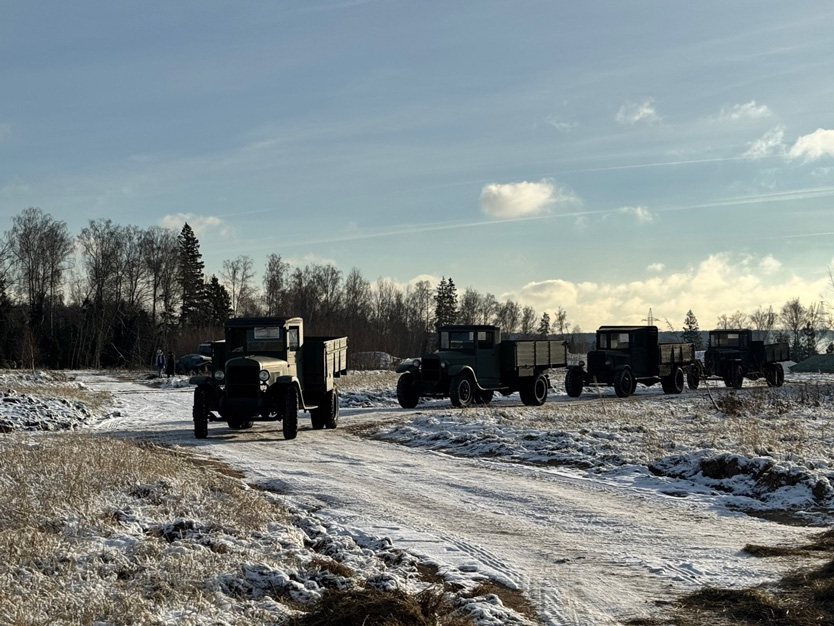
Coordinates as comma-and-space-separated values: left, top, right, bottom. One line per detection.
262, 253, 289, 316
141, 226, 179, 328
749, 305, 776, 342
494, 300, 521, 334
6, 207, 74, 331
477, 293, 498, 325
221, 256, 256, 317
554, 306, 569, 338
520, 306, 537, 338
457, 288, 483, 324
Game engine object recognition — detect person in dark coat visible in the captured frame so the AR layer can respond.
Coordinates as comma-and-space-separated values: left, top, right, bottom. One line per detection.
166, 351, 175, 378
154, 349, 165, 376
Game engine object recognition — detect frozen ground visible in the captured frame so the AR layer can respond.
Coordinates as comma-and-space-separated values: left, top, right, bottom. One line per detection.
1, 367, 833, 625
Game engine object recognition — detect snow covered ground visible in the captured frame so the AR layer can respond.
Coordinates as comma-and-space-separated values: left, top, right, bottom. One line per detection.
1, 368, 833, 625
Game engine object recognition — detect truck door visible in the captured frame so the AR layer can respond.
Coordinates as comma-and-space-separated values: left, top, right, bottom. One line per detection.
476, 330, 500, 387
630, 329, 653, 376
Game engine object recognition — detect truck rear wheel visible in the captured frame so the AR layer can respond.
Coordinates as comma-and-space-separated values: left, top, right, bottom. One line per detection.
311, 389, 339, 429
449, 372, 474, 408
193, 387, 209, 439
614, 368, 633, 398
565, 369, 584, 398
662, 367, 685, 395
396, 372, 421, 409
766, 363, 785, 387
521, 373, 548, 406
686, 365, 700, 390
283, 387, 298, 440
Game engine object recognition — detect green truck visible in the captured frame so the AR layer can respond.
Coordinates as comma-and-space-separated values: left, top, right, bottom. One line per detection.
702, 328, 788, 388
395, 324, 568, 408
564, 325, 699, 398
190, 316, 347, 440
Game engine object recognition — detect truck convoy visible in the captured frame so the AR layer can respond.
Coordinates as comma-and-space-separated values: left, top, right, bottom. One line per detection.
190, 317, 347, 440
702, 328, 789, 388
395, 324, 568, 408
564, 325, 699, 398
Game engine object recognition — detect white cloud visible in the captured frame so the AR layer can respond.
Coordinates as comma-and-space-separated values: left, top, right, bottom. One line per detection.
159, 213, 231, 238
544, 116, 578, 132
718, 101, 771, 122
743, 126, 785, 158
647, 262, 665, 272
479, 180, 578, 219
788, 128, 834, 161
617, 206, 655, 223
616, 98, 660, 125
508, 252, 827, 332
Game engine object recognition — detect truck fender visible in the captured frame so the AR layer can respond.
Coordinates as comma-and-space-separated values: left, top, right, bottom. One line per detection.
396, 359, 421, 374
268, 378, 307, 410
447, 364, 479, 387
194, 379, 222, 411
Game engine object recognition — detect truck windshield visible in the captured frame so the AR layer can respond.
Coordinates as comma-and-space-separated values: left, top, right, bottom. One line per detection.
440, 331, 475, 351
598, 332, 630, 349
711, 333, 739, 347
226, 326, 285, 352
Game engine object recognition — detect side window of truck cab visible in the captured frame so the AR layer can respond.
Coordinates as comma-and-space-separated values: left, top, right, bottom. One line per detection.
477, 331, 494, 349
287, 327, 300, 351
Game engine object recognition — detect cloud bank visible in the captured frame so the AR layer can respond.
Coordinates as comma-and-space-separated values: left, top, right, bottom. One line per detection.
616, 98, 660, 125
159, 213, 231, 238
509, 252, 829, 331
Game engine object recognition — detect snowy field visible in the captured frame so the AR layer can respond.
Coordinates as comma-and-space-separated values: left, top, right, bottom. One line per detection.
1, 367, 833, 625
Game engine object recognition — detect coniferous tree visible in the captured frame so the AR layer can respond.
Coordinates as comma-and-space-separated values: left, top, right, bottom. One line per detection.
537, 312, 551, 338
681, 309, 703, 349
434, 277, 458, 328
178, 223, 206, 327
205, 275, 232, 325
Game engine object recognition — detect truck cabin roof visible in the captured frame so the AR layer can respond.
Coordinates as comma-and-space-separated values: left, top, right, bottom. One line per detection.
437, 325, 500, 333
597, 325, 658, 333
224, 316, 302, 329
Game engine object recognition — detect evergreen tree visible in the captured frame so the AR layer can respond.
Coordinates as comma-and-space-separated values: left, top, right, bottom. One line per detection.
177, 223, 206, 327
434, 277, 458, 328
537, 312, 551, 338
681, 309, 703, 349
205, 274, 232, 325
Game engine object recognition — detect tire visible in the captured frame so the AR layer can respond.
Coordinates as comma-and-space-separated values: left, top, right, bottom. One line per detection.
193, 387, 209, 439
767, 363, 785, 387
614, 368, 633, 398
730, 365, 744, 389
521, 373, 548, 406
283, 386, 298, 440
227, 420, 253, 430
662, 367, 684, 395
565, 369, 584, 398
396, 372, 421, 409
686, 365, 700, 390
449, 372, 475, 408
476, 389, 494, 405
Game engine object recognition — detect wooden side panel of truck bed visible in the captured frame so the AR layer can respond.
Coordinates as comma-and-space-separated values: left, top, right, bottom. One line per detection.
658, 343, 696, 366
302, 336, 348, 394
503, 340, 568, 372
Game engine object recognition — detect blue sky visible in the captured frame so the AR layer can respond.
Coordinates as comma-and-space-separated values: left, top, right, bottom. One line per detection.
2, 1, 834, 330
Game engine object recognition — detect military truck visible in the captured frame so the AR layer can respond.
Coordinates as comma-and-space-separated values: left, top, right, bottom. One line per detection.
702, 328, 788, 389
395, 324, 568, 408
190, 317, 347, 440
564, 325, 699, 398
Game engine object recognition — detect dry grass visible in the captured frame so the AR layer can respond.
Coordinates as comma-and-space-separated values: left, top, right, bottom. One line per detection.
338, 370, 399, 394
0, 372, 113, 414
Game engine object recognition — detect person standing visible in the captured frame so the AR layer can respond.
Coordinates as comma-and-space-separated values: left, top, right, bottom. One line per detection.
154, 349, 166, 376
166, 351, 175, 378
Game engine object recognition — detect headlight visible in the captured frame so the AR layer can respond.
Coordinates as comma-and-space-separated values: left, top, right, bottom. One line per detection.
214, 370, 225, 381
441, 361, 447, 369
258, 369, 270, 382
413, 359, 421, 367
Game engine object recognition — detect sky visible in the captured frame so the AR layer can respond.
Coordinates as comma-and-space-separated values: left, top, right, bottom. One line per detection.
2, 1, 834, 331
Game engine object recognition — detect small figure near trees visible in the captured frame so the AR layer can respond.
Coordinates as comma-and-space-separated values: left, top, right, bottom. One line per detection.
154, 349, 165, 375
166, 351, 175, 378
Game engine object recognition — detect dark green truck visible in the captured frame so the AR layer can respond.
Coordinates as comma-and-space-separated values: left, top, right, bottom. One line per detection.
395, 324, 568, 408
703, 328, 788, 388
190, 316, 347, 440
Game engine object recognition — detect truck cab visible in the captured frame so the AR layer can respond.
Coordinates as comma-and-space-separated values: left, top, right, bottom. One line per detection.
566, 325, 697, 398
192, 316, 347, 440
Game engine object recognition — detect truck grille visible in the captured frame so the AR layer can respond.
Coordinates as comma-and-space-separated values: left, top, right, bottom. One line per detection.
421, 357, 442, 382
587, 351, 606, 372
226, 365, 259, 399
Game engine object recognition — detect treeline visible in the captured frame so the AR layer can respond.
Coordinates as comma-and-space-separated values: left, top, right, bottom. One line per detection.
0, 208, 588, 370
1, 208, 829, 370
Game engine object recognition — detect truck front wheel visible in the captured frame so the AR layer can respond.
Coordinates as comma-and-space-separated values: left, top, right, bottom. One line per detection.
614, 368, 634, 398
766, 363, 785, 387
686, 365, 701, 390
449, 372, 475, 408
283, 387, 298, 440
396, 372, 421, 409
661, 367, 685, 395
565, 369, 584, 398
